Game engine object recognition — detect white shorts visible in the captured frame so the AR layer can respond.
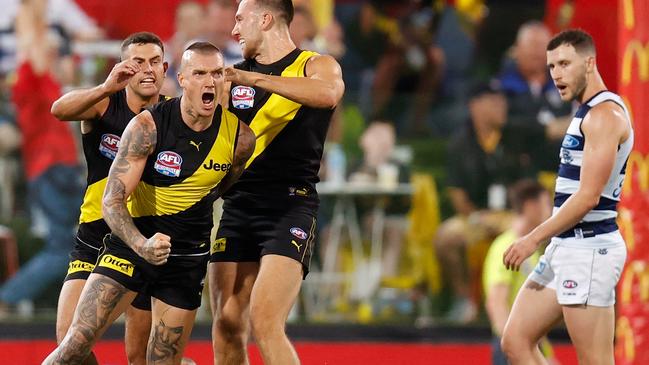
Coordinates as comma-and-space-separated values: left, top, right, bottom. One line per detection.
528, 241, 627, 307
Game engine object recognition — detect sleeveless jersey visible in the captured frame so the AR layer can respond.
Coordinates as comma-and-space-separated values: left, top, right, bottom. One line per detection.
553, 90, 634, 247
77, 90, 167, 248
225, 49, 334, 209
125, 97, 239, 255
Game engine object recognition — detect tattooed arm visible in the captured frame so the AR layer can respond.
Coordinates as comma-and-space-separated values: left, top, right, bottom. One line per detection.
102, 111, 171, 265
213, 121, 255, 198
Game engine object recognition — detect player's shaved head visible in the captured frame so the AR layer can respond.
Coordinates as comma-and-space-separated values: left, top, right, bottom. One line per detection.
179, 41, 222, 72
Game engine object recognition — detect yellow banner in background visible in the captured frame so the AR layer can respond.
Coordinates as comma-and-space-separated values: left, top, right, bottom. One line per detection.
617, 0, 649, 364
622, 40, 649, 85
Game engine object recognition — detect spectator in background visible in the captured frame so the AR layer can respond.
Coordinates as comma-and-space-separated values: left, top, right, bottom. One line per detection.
435, 81, 525, 323
0, 0, 103, 83
0, 119, 20, 157
0, 0, 82, 312
206, 0, 243, 66
348, 120, 410, 278
363, 2, 445, 134
340, 1, 396, 108
349, 121, 407, 187
289, 2, 345, 60
290, 5, 319, 50
483, 179, 557, 365
0, 76, 20, 157
498, 21, 573, 172
162, 1, 207, 95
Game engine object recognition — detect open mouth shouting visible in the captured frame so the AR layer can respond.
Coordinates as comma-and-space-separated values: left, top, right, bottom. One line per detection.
201, 91, 215, 110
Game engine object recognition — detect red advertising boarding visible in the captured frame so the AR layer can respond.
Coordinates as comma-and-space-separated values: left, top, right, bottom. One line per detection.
616, 0, 649, 364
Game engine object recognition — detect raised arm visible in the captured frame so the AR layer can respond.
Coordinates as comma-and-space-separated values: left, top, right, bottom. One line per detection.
102, 111, 171, 265
213, 121, 255, 198
225, 54, 345, 109
504, 102, 630, 270
51, 60, 142, 121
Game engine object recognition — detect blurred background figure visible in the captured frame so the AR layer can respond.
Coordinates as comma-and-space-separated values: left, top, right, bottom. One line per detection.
434, 81, 525, 323
0, 0, 104, 80
162, 0, 207, 95
291, 5, 319, 50
349, 121, 410, 278
0, 0, 82, 314
346, 1, 446, 135
205, 0, 242, 66
0, 1, 640, 363
482, 179, 557, 365
0, 89, 20, 159
497, 20, 573, 174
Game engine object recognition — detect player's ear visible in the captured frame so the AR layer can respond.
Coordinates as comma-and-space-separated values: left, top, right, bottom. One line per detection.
177, 71, 184, 87
586, 56, 596, 73
163, 61, 169, 75
261, 11, 273, 30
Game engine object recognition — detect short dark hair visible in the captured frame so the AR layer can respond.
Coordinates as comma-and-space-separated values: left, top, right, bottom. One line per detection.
508, 179, 547, 214
256, 0, 294, 25
184, 41, 222, 55
121, 32, 164, 56
469, 79, 503, 99
546, 29, 596, 55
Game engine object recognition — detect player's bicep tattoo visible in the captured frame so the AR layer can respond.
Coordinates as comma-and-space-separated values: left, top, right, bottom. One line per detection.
103, 116, 156, 247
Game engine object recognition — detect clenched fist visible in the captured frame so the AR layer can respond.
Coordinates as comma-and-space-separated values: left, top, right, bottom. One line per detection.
136, 232, 171, 265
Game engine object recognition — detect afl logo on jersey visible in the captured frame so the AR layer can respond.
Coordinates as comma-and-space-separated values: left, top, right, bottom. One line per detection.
562, 135, 580, 149
99, 134, 120, 160
231, 86, 255, 109
562, 280, 578, 289
154, 151, 183, 177
290, 227, 308, 240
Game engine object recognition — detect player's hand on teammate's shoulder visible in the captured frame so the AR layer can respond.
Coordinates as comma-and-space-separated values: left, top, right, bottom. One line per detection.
101, 60, 141, 94
136, 232, 171, 265
503, 235, 537, 271
224, 66, 254, 87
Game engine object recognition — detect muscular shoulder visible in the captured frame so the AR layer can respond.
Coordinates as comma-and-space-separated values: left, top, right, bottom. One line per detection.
121, 111, 157, 156
304, 54, 342, 78
582, 101, 629, 142
133, 110, 156, 127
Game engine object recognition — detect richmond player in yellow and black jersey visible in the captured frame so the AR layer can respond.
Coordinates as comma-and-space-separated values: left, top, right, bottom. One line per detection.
50, 32, 168, 365
207, 1, 345, 364
44, 42, 255, 365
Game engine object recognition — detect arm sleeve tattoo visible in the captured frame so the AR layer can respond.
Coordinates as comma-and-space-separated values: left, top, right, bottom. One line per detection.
103, 114, 157, 251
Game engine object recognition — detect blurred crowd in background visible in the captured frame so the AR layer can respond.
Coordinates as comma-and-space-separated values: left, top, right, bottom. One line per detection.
0, 0, 617, 332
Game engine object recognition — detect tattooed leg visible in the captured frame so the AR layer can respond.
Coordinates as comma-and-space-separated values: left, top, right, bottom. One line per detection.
147, 298, 197, 365
43, 274, 137, 365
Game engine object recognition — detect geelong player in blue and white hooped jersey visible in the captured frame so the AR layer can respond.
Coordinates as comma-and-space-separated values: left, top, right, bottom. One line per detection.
501, 29, 633, 365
